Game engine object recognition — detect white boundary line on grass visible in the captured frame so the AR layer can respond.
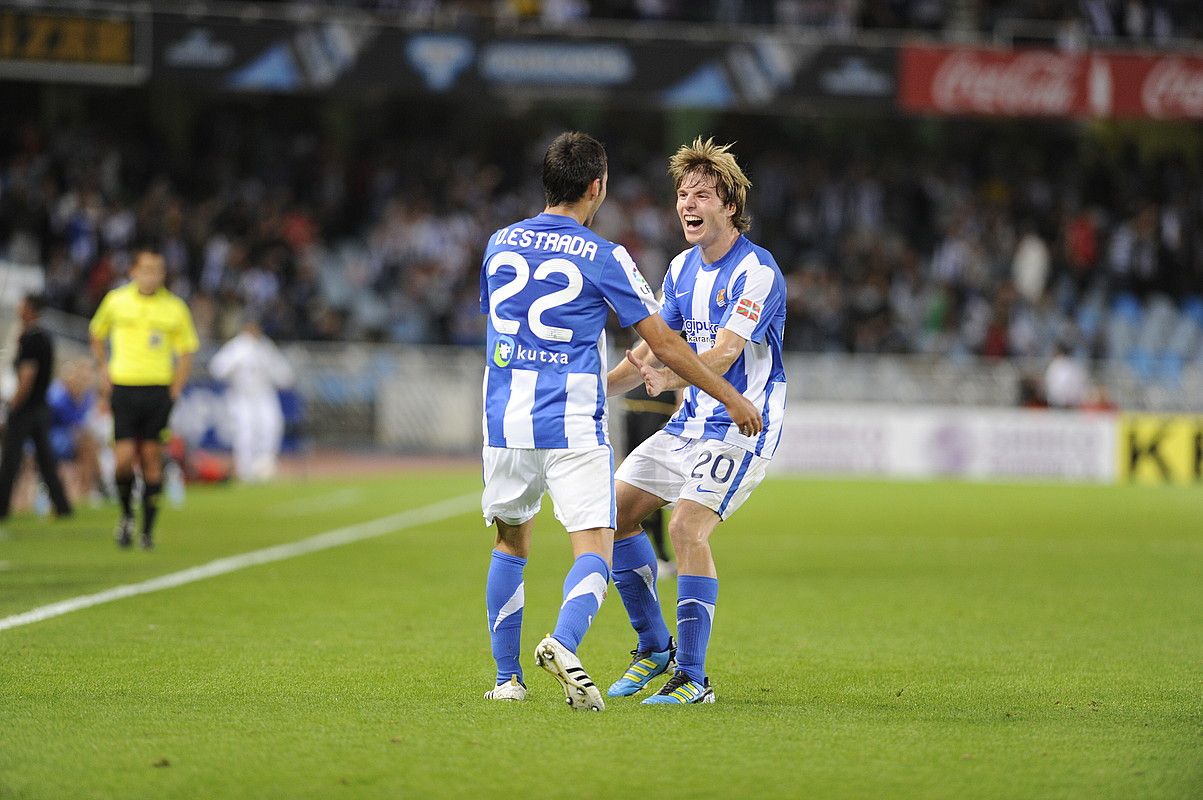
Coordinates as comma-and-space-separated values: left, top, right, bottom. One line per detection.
0, 492, 480, 633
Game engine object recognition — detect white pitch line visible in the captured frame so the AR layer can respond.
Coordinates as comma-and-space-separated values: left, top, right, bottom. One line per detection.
0, 491, 480, 633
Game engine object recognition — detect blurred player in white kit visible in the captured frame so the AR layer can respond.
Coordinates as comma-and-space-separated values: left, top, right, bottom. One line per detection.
209, 319, 295, 482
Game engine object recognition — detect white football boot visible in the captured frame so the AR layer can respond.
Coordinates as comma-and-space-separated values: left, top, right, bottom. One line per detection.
534, 635, 605, 711
484, 674, 528, 701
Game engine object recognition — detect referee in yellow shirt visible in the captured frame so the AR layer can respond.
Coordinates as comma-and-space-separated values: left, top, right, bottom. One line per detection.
90, 247, 199, 549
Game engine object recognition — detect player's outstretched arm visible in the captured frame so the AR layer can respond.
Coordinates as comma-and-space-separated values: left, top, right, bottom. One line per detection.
606, 339, 659, 396
633, 315, 762, 437
651, 328, 747, 393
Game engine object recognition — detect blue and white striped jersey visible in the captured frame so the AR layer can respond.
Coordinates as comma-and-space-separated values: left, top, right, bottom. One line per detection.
481, 212, 660, 449
660, 235, 787, 459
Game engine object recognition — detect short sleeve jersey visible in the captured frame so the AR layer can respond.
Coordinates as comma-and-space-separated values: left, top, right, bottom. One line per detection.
480, 212, 660, 449
659, 235, 788, 458
89, 283, 199, 387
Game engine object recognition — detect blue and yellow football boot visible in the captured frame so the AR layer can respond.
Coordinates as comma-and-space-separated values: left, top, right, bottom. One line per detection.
606, 637, 676, 697
640, 670, 715, 705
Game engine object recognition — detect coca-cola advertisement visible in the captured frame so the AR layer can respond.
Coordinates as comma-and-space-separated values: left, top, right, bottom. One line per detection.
1108, 53, 1203, 120
899, 45, 1203, 121
899, 45, 1095, 118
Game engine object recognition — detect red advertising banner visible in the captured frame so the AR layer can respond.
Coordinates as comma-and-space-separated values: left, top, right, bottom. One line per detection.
900, 45, 1094, 117
1107, 53, 1203, 119
900, 45, 1203, 120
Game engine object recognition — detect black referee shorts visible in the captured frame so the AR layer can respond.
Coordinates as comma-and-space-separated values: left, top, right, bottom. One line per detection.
111, 385, 174, 442
625, 409, 669, 451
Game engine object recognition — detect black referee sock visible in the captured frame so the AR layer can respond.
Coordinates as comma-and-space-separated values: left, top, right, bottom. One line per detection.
116, 475, 135, 519
645, 509, 671, 563
142, 482, 163, 538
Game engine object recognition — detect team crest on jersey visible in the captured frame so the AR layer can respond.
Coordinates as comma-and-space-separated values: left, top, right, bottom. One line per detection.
148, 331, 164, 348
735, 298, 761, 322
715, 288, 727, 307
493, 335, 515, 368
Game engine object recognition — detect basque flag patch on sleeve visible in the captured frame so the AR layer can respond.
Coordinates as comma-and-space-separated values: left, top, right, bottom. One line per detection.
735, 298, 761, 322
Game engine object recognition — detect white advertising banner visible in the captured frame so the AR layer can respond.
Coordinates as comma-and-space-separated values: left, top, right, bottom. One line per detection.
771, 404, 1117, 482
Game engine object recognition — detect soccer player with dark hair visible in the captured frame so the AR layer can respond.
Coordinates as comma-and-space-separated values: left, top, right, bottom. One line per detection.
90, 247, 198, 549
480, 131, 762, 710
606, 137, 787, 704
0, 293, 73, 521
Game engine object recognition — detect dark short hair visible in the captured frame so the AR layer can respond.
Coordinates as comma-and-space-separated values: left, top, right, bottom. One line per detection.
132, 238, 161, 256
542, 132, 607, 207
23, 292, 46, 313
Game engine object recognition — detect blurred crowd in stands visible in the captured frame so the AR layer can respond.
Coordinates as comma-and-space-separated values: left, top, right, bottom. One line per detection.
982, 0, 1201, 43
261, 0, 1201, 41
1, 111, 1201, 380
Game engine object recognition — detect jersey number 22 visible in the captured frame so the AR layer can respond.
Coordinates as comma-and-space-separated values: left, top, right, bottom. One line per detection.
487, 252, 582, 343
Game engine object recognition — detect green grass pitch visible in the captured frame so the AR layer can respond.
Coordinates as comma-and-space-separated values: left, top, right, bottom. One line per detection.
1, 470, 1200, 799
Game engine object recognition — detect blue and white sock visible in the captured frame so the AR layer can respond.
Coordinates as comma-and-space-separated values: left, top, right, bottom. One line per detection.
551, 553, 610, 653
676, 575, 718, 683
486, 550, 526, 685
612, 533, 671, 653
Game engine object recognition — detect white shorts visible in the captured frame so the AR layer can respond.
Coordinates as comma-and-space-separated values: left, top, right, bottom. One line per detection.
482, 445, 615, 532
615, 431, 769, 520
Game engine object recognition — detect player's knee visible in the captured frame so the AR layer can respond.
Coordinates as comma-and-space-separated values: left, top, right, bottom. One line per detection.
493, 521, 530, 557
668, 517, 708, 552
614, 511, 645, 540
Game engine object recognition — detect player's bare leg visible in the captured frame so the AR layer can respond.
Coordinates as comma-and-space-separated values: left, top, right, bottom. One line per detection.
74, 430, 101, 503
666, 499, 720, 578
494, 518, 532, 558
614, 480, 668, 543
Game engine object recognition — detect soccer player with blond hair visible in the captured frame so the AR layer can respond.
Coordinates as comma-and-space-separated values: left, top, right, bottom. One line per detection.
606, 137, 787, 704
479, 132, 762, 711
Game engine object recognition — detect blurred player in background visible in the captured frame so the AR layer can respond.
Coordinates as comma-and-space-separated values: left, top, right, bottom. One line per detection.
47, 360, 105, 503
0, 294, 73, 522
1044, 342, 1090, 409
90, 247, 199, 550
209, 318, 296, 482
480, 131, 761, 710
606, 138, 787, 704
